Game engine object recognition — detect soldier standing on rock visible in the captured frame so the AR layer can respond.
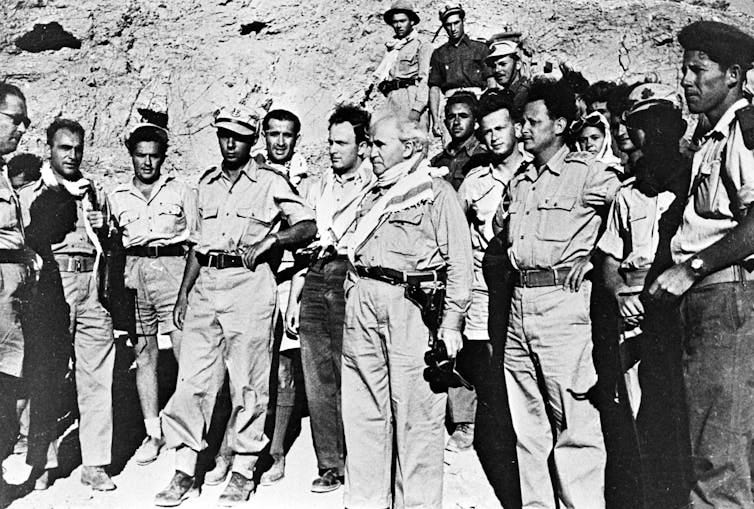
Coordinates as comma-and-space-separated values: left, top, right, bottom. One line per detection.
428, 3, 494, 142
373, 1, 431, 128
486, 32, 530, 115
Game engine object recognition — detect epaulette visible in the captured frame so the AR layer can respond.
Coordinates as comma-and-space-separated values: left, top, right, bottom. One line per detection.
735, 104, 754, 150
564, 150, 596, 165
257, 162, 288, 180
198, 166, 218, 182
620, 176, 637, 188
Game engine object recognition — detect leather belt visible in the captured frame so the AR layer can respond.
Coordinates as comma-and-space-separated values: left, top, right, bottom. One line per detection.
355, 266, 445, 286
512, 267, 572, 288
0, 249, 28, 265
694, 264, 754, 289
55, 254, 96, 273
196, 251, 245, 270
378, 77, 419, 96
126, 244, 186, 258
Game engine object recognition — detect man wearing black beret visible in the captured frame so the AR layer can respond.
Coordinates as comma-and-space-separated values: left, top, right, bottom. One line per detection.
647, 20, 754, 508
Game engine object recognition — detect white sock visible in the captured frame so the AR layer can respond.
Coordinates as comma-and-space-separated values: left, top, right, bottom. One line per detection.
144, 417, 161, 439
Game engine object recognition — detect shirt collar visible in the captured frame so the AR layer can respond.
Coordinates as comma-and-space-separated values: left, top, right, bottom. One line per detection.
445, 135, 478, 158
332, 158, 373, 185
451, 34, 469, 48
207, 158, 257, 183
523, 145, 569, 180
705, 98, 750, 141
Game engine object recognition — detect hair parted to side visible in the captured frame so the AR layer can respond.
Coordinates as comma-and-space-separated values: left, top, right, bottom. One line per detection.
526, 77, 578, 124
445, 91, 479, 117
329, 104, 371, 145
263, 109, 302, 135
477, 88, 516, 121
46, 118, 85, 146
126, 126, 169, 155
0, 83, 26, 110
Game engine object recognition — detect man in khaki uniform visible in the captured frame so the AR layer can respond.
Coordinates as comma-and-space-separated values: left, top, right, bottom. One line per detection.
109, 121, 198, 466
156, 105, 315, 507
342, 115, 472, 509
494, 79, 620, 508
19, 118, 117, 491
0, 83, 30, 490
374, 1, 431, 127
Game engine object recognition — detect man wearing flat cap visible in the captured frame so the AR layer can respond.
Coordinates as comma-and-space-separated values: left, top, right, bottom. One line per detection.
428, 3, 495, 141
487, 32, 530, 114
647, 20, 754, 508
108, 119, 199, 467
156, 105, 316, 507
373, 1, 431, 128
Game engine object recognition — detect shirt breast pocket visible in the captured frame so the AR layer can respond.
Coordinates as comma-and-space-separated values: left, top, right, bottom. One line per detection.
462, 57, 485, 84
693, 159, 730, 219
397, 54, 418, 77
200, 206, 218, 222
536, 195, 577, 242
628, 212, 652, 256
117, 210, 141, 233
386, 208, 423, 256
237, 207, 275, 247
0, 189, 19, 230
156, 203, 186, 234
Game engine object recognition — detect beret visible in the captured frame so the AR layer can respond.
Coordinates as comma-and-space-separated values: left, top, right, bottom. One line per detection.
678, 20, 754, 66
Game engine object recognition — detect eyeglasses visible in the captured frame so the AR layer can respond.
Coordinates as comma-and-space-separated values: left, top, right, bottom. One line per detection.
0, 111, 31, 129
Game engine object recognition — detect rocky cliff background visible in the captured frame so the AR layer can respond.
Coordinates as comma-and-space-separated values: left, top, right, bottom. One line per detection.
2, 0, 753, 186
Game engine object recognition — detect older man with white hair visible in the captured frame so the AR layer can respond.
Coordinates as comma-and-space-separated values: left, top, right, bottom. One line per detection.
341, 115, 473, 509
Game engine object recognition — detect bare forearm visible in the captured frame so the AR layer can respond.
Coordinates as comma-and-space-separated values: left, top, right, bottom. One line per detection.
692, 210, 754, 276
429, 87, 441, 123
601, 252, 625, 298
274, 219, 317, 250
178, 248, 201, 297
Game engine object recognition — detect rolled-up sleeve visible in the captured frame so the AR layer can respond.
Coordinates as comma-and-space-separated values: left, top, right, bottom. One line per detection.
183, 185, 200, 246
597, 190, 628, 260
582, 163, 621, 208
431, 179, 473, 330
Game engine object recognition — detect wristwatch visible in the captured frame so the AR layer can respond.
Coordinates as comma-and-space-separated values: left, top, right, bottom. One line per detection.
688, 256, 706, 278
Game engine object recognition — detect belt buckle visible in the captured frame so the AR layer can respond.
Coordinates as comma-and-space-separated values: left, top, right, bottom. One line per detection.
147, 246, 159, 258
206, 253, 217, 269
73, 257, 82, 272
216, 254, 229, 270
520, 270, 529, 287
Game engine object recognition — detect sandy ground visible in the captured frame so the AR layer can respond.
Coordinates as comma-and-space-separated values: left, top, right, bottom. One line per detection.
3, 417, 501, 509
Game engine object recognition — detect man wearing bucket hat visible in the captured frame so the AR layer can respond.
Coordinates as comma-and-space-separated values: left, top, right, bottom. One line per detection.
486, 32, 530, 114
373, 1, 431, 127
428, 3, 494, 140
647, 20, 754, 508
108, 118, 199, 467
156, 104, 316, 507
597, 82, 692, 508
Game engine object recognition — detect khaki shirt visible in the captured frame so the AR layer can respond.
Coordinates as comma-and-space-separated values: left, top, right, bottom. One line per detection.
193, 159, 314, 256
0, 164, 24, 250
502, 145, 620, 269
109, 174, 199, 249
387, 35, 431, 113
431, 135, 488, 191
671, 99, 754, 263
598, 178, 675, 271
354, 177, 473, 330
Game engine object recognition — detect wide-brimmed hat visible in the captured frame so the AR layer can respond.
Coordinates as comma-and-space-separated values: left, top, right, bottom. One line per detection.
383, 0, 420, 25
213, 105, 260, 136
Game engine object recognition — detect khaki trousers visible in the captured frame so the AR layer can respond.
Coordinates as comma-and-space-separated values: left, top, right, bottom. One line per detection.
342, 278, 446, 509
162, 266, 276, 477
61, 270, 115, 467
504, 282, 606, 509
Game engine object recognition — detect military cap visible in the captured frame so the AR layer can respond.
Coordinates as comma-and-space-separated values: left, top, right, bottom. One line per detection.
625, 83, 682, 118
383, 0, 420, 25
678, 20, 754, 66
213, 105, 260, 136
439, 3, 465, 23
486, 32, 522, 63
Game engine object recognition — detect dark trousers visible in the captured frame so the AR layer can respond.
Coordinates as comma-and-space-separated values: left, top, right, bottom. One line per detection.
680, 282, 754, 508
299, 257, 347, 475
0, 373, 20, 462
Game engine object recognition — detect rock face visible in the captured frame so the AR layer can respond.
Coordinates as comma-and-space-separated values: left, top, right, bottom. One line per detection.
1, 0, 752, 186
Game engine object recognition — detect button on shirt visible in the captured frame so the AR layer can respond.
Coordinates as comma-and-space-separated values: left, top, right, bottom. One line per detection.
503, 146, 621, 269
109, 174, 199, 249
354, 177, 473, 330
388, 35, 431, 113
671, 99, 754, 263
193, 159, 314, 255
428, 34, 492, 92
431, 135, 488, 190
598, 178, 675, 271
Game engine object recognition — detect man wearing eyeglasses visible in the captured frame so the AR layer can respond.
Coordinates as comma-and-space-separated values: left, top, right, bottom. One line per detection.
0, 83, 31, 497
